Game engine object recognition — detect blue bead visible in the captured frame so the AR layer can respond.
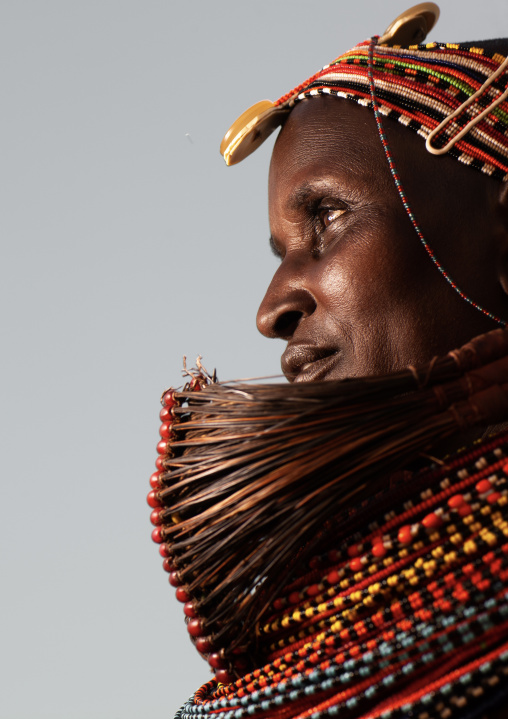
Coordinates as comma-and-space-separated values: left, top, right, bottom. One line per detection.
382, 673, 395, 686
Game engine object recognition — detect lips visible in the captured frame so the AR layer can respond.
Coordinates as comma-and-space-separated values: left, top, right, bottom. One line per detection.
281, 343, 340, 382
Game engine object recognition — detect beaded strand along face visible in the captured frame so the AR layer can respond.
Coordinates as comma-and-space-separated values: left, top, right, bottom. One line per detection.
365, 36, 507, 327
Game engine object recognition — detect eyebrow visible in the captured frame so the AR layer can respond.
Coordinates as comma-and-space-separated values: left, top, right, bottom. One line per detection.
268, 183, 318, 259
286, 183, 315, 212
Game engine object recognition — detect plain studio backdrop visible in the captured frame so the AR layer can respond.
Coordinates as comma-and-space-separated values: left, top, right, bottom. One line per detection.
1, 1, 507, 717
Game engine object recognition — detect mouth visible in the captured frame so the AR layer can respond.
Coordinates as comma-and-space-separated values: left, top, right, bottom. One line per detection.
281, 344, 340, 383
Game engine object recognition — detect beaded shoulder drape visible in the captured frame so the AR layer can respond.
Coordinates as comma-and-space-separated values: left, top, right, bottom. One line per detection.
176, 430, 508, 718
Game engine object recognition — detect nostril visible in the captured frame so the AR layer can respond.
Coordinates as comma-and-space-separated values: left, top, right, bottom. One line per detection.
274, 311, 303, 339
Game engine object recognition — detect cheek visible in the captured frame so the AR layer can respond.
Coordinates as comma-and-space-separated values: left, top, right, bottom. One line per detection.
317, 230, 412, 317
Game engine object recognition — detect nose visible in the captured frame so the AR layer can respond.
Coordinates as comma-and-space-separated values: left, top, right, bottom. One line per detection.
256, 262, 317, 339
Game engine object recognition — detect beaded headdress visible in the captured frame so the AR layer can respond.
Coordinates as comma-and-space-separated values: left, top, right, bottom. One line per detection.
221, 2, 508, 326
220, 3, 508, 181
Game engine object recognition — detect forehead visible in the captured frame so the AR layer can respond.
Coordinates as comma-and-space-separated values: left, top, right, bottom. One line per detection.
268, 97, 393, 205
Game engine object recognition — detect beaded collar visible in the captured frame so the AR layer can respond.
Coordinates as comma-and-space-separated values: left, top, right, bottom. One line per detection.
173, 428, 508, 719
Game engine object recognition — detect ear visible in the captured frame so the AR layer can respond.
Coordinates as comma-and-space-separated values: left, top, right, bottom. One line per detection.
496, 181, 508, 296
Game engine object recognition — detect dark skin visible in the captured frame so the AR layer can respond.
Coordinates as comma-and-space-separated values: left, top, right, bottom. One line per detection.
257, 97, 508, 382
256, 98, 508, 718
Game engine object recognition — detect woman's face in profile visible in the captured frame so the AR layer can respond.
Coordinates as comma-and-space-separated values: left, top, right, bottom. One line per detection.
257, 97, 503, 382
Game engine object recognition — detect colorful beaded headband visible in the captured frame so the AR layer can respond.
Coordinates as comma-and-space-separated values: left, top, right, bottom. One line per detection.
220, 3, 508, 182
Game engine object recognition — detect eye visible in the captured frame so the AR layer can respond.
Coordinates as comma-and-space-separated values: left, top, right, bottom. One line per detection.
318, 206, 347, 228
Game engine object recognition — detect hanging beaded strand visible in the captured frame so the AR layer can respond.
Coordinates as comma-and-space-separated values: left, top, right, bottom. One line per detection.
366, 36, 506, 328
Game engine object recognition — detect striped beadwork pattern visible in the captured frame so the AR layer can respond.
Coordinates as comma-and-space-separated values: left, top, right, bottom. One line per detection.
275, 40, 508, 182
176, 430, 508, 718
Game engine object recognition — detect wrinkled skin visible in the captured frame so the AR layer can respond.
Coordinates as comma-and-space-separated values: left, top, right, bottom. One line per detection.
257, 97, 508, 382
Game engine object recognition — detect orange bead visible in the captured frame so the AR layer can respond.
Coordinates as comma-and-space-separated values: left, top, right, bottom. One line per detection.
159, 422, 174, 439
349, 557, 364, 572
488, 492, 502, 504
448, 494, 465, 508
372, 542, 387, 558
327, 569, 341, 585
149, 471, 161, 489
422, 512, 443, 530
476, 479, 493, 494
398, 525, 412, 544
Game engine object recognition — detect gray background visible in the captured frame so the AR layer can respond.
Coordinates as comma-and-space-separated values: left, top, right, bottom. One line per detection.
2, 1, 507, 717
